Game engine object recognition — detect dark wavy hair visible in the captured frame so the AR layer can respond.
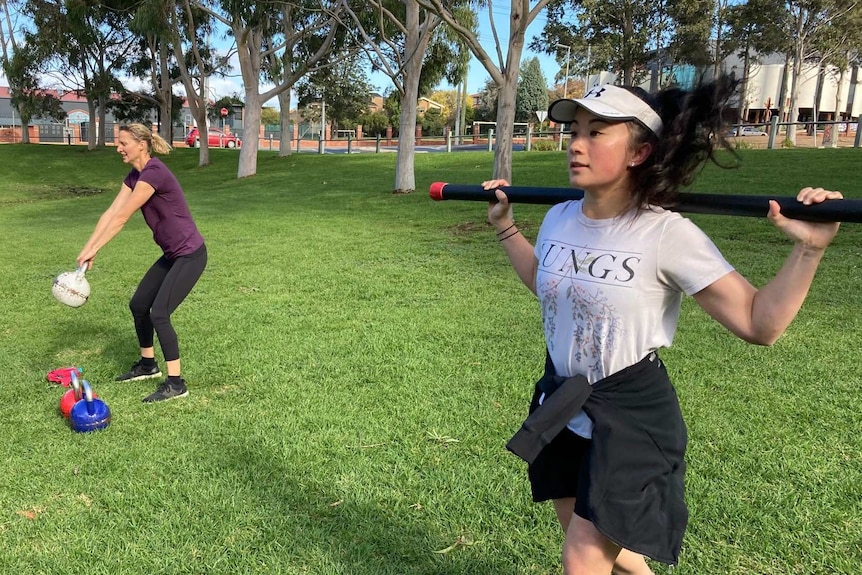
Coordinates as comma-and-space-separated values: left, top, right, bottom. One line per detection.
623, 74, 741, 213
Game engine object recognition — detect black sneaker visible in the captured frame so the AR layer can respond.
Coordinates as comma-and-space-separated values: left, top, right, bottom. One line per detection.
142, 379, 188, 403
116, 359, 162, 382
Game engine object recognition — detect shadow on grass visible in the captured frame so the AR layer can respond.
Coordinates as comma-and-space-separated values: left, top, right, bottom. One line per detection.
202, 427, 530, 575
42, 315, 138, 377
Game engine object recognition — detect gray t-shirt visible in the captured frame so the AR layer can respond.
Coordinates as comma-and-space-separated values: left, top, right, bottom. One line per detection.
124, 157, 205, 259
534, 200, 734, 437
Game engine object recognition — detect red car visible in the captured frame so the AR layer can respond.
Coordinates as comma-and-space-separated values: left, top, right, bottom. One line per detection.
186, 127, 242, 148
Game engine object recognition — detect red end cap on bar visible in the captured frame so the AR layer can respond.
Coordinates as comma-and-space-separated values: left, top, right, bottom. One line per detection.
429, 182, 447, 201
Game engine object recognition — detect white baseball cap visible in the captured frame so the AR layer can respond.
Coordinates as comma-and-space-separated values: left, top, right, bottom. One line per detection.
548, 85, 663, 136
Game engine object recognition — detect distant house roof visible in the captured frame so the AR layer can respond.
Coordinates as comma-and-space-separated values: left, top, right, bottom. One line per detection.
0, 85, 93, 103
418, 97, 443, 111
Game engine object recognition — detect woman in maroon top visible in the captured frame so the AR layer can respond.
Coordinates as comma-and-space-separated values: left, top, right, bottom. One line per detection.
77, 123, 207, 403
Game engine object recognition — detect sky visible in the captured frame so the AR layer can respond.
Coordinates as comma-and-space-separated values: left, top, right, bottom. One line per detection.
207, 5, 566, 105
0, 4, 567, 107
371, 5, 564, 96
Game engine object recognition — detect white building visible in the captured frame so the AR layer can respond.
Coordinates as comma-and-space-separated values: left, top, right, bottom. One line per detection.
586, 51, 862, 124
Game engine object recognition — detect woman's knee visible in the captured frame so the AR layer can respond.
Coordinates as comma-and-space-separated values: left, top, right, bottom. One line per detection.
611, 550, 654, 575
129, 297, 150, 318
149, 307, 171, 329
562, 515, 620, 575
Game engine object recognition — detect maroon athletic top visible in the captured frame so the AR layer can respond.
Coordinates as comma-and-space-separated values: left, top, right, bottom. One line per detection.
123, 157, 205, 259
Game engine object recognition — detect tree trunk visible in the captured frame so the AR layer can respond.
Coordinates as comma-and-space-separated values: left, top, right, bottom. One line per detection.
787, 53, 801, 146
17, 102, 30, 144
777, 52, 790, 136
87, 99, 97, 150
493, 70, 519, 182
235, 24, 264, 179
491, 4, 528, 183
830, 63, 847, 149
194, 106, 210, 165
98, 95, 108, 148
737, 44, 751, 128
459, 79, 467, 141
395, 61, 420, 193
238, 89, 262, 178
394, 1, 427, 194
278, 90, 292, 157
785, 12, 806, 146
454, 80, 462, 138
159, 40, 173, 143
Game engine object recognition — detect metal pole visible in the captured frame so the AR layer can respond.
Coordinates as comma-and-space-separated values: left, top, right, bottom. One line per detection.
768, 116, 779, 149
319, 98, 326, 154
321, 98, 326, 141
854, 116, 861, 148
556, 44, 571, 99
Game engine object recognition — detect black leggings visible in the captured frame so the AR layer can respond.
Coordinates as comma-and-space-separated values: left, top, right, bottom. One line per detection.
129, 244, 207, 362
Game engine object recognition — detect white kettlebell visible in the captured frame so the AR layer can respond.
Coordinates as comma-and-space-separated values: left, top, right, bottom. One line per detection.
52, 264, 91, 308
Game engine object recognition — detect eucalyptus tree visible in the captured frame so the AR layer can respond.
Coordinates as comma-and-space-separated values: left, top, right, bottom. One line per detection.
0, 0, 38, 143
532, 0, 653, 90
809, 0, 862, 145
419, 0, 558, 183
660, 0, 712, 85
340, 0, 471, 194
188, 0, 346, 178
442, 5, 473, 143
126, 0, 189, 143
0, 0, 21, 84
781, 0, 857, 144
163, 0, 228, 166
725, 0, 787, 129
712, 0, 739, 78
815, 2, 862, 139
294, 52, 375, 131
257, 1, 355, 159
26, 0, 138, 148
3, 39, 67, 142
106, 89, 185, 128
0, 0, 17, 64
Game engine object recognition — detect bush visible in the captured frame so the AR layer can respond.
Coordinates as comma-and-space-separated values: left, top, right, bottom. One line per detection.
421, 108, 445, 137
358, 112, 389, 137
530, 138, 559, 151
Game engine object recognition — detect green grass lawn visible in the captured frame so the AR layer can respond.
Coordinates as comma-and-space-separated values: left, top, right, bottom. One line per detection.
0, 144, 859, 574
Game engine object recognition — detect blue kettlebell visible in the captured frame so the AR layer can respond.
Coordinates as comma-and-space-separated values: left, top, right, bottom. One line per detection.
69, 381, 111, 433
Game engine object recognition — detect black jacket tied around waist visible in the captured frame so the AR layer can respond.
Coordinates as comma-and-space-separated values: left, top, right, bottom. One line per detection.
507, 352, 688, 565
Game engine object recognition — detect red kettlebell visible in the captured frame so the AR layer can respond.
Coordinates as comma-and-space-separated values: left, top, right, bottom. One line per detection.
69, 381, 111, 433
59, 371, 95, 418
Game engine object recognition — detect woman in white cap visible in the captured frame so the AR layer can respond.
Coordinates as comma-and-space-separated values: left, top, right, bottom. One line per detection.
482, 76, 842, 574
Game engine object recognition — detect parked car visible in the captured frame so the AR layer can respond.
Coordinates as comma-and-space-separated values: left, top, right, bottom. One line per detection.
726, 126, 767, 137
186, 127, 241, 148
